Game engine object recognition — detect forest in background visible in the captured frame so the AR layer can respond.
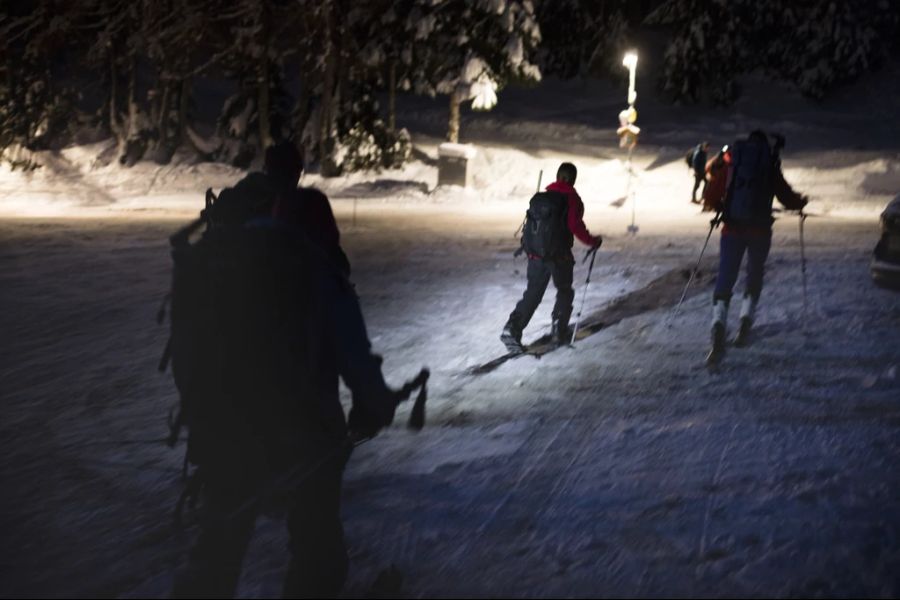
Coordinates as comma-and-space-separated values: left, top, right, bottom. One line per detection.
2, 0, 898, 174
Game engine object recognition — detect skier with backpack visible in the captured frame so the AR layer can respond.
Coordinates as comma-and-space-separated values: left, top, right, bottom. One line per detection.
501, 162, 603, 351
687, 141, 710, 204
704, 130, 808, 366
163, 143, 421, 598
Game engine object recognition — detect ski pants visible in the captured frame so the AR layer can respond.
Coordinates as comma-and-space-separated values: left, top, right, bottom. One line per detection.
692, 172, 707, 201
509, 256, 574, 332
713, 229, 772, 303
172, 444, 351, 599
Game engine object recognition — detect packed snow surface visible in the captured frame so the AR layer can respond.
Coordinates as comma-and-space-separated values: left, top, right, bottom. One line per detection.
1, 69, 899, 597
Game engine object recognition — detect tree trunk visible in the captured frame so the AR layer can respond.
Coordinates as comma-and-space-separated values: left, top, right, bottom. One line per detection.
156, 80, 171, 149
388, 61, 396, 132
177, 77, 190, 148
126, 56, 138, 141
109, 52, 121, 139
257, 3, 273, 151
294, 75, 311, 146
319, 47, 335, 161
318, 2, 340, 175
447, 90, 460, 143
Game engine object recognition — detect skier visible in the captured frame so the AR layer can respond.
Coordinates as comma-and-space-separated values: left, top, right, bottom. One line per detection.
704, 130, 808, 365
689, 141, 710, 204
168, 168, 398, 598
501, 162, 603, 351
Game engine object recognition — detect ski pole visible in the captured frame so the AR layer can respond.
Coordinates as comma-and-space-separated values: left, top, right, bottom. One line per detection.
667, 212, 720, 326
570, 246, 599, 345
626, 145, 638, 234
799, 209, 808, 333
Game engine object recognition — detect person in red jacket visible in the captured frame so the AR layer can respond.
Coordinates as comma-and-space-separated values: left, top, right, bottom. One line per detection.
704, 131, 808, 365
501, 162, 603, 349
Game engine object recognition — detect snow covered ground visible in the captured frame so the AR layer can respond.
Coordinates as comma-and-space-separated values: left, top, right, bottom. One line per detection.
1, 66, 899, 598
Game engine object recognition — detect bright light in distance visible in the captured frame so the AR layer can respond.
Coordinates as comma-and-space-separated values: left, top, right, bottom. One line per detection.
622, 52, 638, 69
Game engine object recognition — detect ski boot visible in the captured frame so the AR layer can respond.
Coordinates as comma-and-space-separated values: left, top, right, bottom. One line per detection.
500, 318, 524, 354
733, 293, 757, 347
550, 315, 572, 347
705, 300, 728, 367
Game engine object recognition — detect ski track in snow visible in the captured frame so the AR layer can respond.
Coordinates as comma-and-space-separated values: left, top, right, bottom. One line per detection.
0, 210, 898, 598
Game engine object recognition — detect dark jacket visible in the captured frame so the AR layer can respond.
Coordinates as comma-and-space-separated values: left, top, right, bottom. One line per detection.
705, 146, 806, 234
273, 187, 351, 276
246, 218, 393, 439
692, 145, 708, 176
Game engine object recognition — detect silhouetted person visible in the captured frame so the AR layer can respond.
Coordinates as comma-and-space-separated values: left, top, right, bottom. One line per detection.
168, 154, 396, 597
690, 141, 710, 204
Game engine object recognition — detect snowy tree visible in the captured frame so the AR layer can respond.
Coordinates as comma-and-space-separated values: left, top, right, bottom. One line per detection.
533, 0, 632, 80
76, 0, 160, 165
765, 0, 899, 99
283, 0, 413, 175
399, 0, 543, 143
0, 1, 79, 168
202, 0, 301, 167
647, 0, 900, 104
140, 0, 216, 164
644, 0, 745, 104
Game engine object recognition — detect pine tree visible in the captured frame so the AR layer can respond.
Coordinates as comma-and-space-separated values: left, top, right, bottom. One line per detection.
647, 0, 900, 104
0, 1, 78, 168
768, 0, 898, 99
534, 0, 632, 80
141, 0, 215, 163
399, 0, 542, 143
645, 0, 744, 105
205, 0, 301, 167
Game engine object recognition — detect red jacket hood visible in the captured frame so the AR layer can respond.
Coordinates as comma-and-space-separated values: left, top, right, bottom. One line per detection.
546, 180, 577, 195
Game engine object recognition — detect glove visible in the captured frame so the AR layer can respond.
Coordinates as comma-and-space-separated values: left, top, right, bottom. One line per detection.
592, 236, 603, 249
